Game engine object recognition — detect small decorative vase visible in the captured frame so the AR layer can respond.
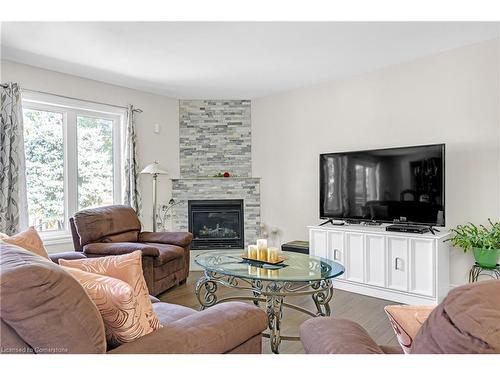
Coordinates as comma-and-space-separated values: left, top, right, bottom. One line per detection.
472, 247, 500, 269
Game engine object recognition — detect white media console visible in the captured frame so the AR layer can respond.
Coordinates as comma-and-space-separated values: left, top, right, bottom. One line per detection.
308, 224, 451, 304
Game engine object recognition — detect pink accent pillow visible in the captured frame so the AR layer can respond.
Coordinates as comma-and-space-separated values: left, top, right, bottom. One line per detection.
59, 251, 162, 333
62, 266, 153, 347
385, 305, 435, 353
2, 226, 49, 259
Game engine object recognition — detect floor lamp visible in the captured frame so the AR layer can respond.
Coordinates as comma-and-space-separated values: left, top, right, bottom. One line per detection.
140, 161, 168, 231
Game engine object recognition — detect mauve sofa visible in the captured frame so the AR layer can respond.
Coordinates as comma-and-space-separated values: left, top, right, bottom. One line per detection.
69, 204, 192, 296
0, 243, 268, 354
299, 279, 500, 354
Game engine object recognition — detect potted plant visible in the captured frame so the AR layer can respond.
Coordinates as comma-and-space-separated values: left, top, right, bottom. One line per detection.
448, 219, 500, 268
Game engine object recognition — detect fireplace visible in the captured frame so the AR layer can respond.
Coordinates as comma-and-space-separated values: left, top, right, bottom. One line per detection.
188, 199, 244, 250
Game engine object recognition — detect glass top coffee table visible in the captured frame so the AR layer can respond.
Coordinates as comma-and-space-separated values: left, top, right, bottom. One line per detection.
194, 250, 345, 353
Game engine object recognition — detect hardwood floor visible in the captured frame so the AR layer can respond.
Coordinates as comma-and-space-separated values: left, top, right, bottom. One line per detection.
158, 271, 399, 354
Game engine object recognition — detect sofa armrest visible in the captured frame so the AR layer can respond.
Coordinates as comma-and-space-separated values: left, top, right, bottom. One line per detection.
49, 251, 87, 264
149, 295, 160, 304
109, 302, 267, 354
83, 242, 160, 257
300, 318, 385, 354
380, 345, 404, 354
139, 231, 193, 248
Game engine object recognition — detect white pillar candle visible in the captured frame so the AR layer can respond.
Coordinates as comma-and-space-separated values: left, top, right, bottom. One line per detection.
256, 239, 268, 261
268, 247, 279, 262
258, 248, 268, 261
256, 239, 267, 250
248, 245, 258, 259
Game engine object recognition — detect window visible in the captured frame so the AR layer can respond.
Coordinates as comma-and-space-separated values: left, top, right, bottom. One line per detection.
22, 93, 125, 240
23, 108, 65, 232
76, 115, 114, 210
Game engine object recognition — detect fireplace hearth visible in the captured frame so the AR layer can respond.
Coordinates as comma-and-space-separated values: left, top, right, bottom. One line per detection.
188, 199, 244, 250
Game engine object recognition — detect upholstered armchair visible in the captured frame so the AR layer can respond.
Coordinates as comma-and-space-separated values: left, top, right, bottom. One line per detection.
69, 204, 193, 296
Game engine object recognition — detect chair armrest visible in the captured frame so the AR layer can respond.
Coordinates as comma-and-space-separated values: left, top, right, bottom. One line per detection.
139, 231, 193, 247
300, 318, 385, 354
83, 242, 160, 257
109, 302, 267, 354
49, 251, 87, 264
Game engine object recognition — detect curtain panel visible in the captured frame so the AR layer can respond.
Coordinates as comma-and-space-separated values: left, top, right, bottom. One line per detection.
123, 105, 141, 215
0, 83, 28, 235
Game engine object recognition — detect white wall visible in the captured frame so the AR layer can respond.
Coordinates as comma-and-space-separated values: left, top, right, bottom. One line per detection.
3, 39, 499, 284
252, 39, 500, 286
1, 60, 179, 252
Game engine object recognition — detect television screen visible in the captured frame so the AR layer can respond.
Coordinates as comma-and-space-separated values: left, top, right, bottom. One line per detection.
320, 144, 445, 226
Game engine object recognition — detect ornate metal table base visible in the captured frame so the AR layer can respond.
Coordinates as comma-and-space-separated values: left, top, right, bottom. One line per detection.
195, 270, 334, 353
469, 263, 500, 283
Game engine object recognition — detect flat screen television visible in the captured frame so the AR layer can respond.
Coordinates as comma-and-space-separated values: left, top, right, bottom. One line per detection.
320, 144, 445, 226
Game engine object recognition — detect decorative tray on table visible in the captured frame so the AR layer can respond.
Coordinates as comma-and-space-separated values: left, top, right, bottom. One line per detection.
240, 255, 287, 265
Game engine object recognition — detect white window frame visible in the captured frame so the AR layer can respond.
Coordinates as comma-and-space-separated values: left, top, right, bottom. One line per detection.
22, 92, 126, 244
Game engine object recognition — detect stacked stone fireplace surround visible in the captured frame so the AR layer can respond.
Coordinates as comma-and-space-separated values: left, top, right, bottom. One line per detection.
171, 100, 261, 248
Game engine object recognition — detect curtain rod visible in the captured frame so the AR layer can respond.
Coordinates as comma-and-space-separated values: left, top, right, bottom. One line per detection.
1, 84, 143, 113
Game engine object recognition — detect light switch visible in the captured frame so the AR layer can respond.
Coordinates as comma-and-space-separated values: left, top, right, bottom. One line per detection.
154, 123, 160, 134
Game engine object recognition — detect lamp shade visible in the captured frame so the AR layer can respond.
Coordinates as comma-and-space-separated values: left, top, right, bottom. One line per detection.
140, 161, 168, 175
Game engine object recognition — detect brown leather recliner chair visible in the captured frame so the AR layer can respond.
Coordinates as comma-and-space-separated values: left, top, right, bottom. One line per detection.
69, 204, 192, 296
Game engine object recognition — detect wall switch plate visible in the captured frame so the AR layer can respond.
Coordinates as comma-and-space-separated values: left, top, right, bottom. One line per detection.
154, 123, 160, 134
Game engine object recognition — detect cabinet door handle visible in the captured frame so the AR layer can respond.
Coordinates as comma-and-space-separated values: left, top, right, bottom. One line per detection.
395, 257, 401, 270
333, 249, 340, 260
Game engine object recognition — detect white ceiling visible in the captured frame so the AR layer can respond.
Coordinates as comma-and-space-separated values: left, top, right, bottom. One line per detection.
1, 22, 499, 99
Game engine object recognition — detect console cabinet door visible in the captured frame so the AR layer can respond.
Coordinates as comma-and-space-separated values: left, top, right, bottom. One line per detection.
346, 233, 364, 283
328, 231, 345, 279
309, 229, 328, 259
387, 237, 408, 291
409, 239, 436, 297
365, 234, 386, 287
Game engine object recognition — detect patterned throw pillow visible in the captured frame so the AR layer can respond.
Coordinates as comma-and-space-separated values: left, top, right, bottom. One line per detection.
62, 266, 154, 348
2, 226, 49, 259
384, 305, 435, 353
59, 250, 161, 332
